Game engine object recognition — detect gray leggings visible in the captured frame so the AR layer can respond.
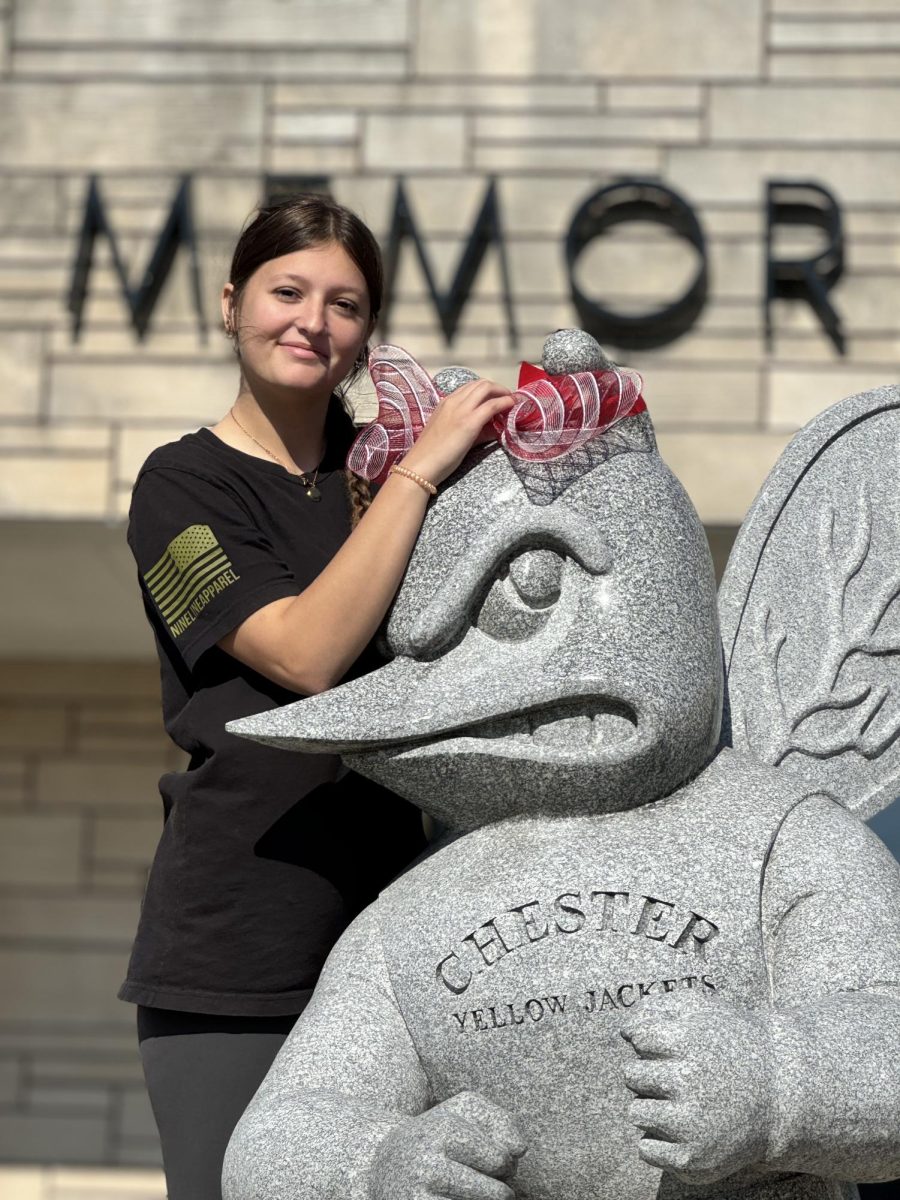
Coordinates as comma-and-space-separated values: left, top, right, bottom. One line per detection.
137, 1007, 299, 1200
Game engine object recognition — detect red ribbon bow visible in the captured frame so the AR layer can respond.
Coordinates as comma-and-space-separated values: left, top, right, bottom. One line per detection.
346, 345, 646, 485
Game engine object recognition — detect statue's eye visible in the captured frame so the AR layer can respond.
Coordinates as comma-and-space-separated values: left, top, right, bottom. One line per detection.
400, 513, 609, 660
507, 548, 563, 607
475, 548, 565, 641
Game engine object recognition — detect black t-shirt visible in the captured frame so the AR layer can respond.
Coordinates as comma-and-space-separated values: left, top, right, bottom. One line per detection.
118, 427, 424, 1016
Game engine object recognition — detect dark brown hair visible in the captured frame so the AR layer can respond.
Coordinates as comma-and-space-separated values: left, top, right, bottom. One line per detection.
226, 193, 382, 526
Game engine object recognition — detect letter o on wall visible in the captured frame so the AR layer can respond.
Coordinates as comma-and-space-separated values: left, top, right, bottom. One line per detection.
565, 179, 709, 351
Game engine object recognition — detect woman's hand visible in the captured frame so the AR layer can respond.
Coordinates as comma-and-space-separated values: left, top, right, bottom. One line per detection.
400, 380, 514, 486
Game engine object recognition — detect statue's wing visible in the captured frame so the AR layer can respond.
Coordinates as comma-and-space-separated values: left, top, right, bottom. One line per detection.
718, 383, 900, 819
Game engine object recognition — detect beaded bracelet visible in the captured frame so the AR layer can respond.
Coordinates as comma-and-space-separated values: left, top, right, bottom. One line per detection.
389, 463, 438, 496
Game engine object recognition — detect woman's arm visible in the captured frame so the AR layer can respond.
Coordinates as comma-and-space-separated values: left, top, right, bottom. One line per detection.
218, 379, 513, 694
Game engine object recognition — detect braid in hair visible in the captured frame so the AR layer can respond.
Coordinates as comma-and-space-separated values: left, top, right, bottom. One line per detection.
326, 392, 374, 529
346, 470, 373, 528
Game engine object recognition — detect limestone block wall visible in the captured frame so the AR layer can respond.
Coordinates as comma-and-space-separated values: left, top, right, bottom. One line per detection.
0, 0, 898, 527
0, 662, 178, 1167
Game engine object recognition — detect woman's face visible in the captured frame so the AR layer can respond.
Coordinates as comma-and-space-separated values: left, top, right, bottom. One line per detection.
223, 240, 372, 403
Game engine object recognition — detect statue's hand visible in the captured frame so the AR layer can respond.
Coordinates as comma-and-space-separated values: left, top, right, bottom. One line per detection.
369, 1090, 527, 1200
621, 1002, 774, 1184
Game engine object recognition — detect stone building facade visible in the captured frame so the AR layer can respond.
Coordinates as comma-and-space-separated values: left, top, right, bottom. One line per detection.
1, 0, 899, 1180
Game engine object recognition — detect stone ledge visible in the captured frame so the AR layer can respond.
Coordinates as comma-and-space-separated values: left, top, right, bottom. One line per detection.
12, 47, 409, 80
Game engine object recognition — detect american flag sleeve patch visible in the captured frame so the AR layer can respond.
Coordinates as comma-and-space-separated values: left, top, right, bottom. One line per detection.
142, 524, 240, 638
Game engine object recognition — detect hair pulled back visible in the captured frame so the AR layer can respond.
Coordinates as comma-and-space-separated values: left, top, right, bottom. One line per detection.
228, 193, 383, 326
227, 193, 382, 526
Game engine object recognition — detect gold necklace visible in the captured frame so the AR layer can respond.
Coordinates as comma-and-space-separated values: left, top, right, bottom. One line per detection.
229, 407, 322, 501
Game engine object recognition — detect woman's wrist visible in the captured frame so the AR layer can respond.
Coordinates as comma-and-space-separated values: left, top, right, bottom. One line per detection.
381, 463, 434, 502
398, 445, 450, 487
389, 463, 438, 496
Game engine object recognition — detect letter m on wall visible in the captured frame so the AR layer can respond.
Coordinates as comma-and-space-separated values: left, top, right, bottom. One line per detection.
68, 176, 205, 341
381, 180, 518, 349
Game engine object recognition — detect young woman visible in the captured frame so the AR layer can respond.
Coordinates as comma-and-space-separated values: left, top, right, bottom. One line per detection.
120, 194, 513, 1200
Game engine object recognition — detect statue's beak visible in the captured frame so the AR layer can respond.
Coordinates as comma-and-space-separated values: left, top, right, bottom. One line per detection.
228, 655, 448, 754
228, 611, 639, 762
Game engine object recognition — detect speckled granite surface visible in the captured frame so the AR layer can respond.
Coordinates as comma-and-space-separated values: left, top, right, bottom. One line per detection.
223, 342, 900, 1200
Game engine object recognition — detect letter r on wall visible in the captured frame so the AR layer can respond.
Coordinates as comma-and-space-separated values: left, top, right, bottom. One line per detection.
765, 180, 845, 355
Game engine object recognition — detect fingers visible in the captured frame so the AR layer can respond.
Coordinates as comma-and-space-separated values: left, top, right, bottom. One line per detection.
627, 1098, 683, 1141
442, 1161, 515, 1200
442, 1091, 528, 1162
442, 1130, 518, 1181
621, 1016, 681, 1060
444, 379, 511, 407
479, 394, 517, 422
373, 1096, 527, 1200
429, 1092, 526, 1197
637, 1137, 693, 1174
623, 1059, 676, 1099
405, 379, 514, 483
433, 380, 513, 423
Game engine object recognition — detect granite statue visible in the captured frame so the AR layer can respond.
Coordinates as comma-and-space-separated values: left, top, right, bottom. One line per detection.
222, 332, 900, 1200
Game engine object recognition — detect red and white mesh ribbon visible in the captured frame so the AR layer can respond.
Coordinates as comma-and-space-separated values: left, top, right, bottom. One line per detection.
502, 359, 645, 463
346, 344, 646, 484
346, 345, 440, 486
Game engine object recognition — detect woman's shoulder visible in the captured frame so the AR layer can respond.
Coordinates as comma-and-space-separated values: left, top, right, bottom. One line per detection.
129, 430, 248, 527
136, 428, 221, 483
